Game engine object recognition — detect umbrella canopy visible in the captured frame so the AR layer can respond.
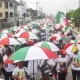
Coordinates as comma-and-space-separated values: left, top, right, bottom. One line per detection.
31, 29, 39, 34
0, 38, 26, 45
0, 33, 12, 39
9, 26, 17, 32
1, 30, 9, 33
34, 41, 60, 52
26, 39, 34, 45
4, 55, 21, 64
70, 40, 80, 44
64, 43, 80, 54
49, 34, 61, 41
14, 31, 38, 39
60, 34, 68, 41
10, 46, 58, 61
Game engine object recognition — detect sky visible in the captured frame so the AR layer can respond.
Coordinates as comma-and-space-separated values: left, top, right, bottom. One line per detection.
16, 0, 79, 15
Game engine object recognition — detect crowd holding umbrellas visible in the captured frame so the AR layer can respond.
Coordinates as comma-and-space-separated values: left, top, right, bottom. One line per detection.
0, 11, 80, 80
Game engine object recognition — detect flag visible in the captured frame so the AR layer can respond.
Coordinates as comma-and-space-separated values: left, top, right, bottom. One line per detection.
56, 11, 70, 26
56, 11, 64, 24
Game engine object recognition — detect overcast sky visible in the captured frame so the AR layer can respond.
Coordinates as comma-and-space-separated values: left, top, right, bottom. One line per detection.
16, 0, 79, 15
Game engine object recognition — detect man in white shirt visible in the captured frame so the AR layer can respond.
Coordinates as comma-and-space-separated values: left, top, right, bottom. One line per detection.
68, 45, 80, 80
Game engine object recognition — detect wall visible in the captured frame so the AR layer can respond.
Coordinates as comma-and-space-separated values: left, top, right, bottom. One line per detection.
0, 2, 8, 19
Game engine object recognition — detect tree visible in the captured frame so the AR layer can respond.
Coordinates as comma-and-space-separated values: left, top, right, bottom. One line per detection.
74, 8, 80, 31
66, 10, 75, 20
66, 8, 80, 31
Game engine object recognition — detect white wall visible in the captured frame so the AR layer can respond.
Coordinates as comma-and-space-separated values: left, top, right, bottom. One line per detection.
17, 1, 27, 18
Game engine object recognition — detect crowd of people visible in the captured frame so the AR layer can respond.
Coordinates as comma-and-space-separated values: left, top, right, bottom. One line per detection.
0, 19, 80, 80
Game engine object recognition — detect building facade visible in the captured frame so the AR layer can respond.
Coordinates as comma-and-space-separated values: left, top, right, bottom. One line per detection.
17, 0, 28, 25
0, 1, 8, 21
0, 0, 18, 23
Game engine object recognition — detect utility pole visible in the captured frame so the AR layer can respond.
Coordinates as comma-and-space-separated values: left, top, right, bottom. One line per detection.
36, 2, 40, 19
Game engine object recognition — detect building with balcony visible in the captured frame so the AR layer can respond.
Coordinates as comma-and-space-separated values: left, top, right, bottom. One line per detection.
0, 0, 18, 22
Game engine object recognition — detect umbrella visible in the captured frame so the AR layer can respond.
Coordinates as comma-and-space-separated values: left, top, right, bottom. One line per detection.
49, 34, 61, 41
1, 30, 9, 33
0, 38, 27, 45
9, 26, 17, 32
4, 55, 21, 64
9, 46, 58, 78
34, 41, 60, 52
0, 33, 12, 39
62, 27, 70, 36
64, 43, 80, 54
14, 31, 38, 39
26, 39, 34, 45
10, 46, 58, 61
31, 29, 39, 34
70, 40, 80, 44
16, 27, 29, 33
60, 34, 68, 41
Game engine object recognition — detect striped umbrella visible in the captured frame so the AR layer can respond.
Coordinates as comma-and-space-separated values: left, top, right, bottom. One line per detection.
0, 33, 12, 39
64, 40, 80, 54
0, 38, 26, 45
10, 46, 58, 61
14, 31, 38, 39
70, 40, 80, 44
34, 41, 60, 52
49, 34, 61, 41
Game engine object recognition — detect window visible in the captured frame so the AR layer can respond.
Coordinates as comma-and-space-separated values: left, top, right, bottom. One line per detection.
0, 2, 2, 7
9, 3, 13, 8
10, 12, 13, 18
5, 2, 8, 8
5, 12, 8, 18
0, 13, 2, 17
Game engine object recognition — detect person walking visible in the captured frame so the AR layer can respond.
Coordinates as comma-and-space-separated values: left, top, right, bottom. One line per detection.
68, 45, 80, 80
12, 61, 29, 80
3, 46, 15, 80
56, 49, 69, 80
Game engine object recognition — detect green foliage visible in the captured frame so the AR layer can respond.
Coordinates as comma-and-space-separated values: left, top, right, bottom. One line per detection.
66, 8, 80, 27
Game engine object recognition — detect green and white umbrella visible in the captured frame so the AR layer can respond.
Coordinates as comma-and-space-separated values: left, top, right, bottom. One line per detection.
34, 41, 60, 52
9, 26, 17, 32
10, 46, 58, 61
70, 40, 80, 44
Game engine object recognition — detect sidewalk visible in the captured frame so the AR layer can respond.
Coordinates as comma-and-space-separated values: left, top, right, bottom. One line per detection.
71, 27, 80, 35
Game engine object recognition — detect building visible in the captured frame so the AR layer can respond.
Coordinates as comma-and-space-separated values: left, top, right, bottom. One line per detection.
0, 0, 18, 22
17, 0, 26, 18
17, 0, 28, 25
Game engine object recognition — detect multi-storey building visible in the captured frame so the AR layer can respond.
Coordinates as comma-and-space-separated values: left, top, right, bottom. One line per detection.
0, 0, 18, 22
